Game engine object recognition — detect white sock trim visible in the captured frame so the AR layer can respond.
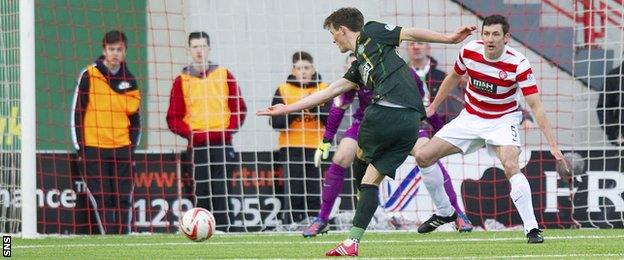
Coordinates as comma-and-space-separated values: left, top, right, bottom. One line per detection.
509, 173, 528, 187
420, 164, 438, 174
420, 164, 453, 217
509, 173, 538, 234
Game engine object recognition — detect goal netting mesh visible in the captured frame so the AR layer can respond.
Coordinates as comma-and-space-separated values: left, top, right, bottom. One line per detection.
0, 0, 21, 234
1, 0, 622, 235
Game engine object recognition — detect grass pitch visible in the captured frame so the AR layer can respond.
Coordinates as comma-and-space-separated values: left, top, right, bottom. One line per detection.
12, 229, 624, 259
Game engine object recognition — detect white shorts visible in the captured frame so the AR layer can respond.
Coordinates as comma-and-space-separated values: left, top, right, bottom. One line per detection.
434, 110, 522, 156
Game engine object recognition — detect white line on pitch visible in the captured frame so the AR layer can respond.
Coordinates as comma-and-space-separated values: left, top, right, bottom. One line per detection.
14, 234, 624, 249
264, 254, 624, 260
360, 253, 624, 260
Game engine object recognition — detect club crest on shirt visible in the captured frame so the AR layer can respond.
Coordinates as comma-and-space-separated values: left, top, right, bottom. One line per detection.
499, 70, 507, 80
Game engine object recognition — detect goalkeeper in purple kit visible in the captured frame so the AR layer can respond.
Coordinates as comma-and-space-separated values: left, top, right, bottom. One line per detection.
302, 54, 372, 237
303, 54, 473, 238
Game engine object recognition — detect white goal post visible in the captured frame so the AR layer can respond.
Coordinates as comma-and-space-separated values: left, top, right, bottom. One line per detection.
19, 0, 36, 238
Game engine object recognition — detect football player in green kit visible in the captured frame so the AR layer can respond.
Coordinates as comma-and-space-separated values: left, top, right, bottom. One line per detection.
257, 7, 475, 256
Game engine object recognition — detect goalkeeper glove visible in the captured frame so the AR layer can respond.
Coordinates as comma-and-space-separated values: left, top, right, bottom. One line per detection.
313, 141, 332, 168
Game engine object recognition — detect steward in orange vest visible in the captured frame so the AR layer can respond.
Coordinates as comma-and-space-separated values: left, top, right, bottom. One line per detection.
167, 32, 247, 232
71, 30, 139, 235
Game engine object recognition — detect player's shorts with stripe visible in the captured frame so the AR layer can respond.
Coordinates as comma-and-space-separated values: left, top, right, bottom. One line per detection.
434, 109, 522, 156
358, 104, 421, 179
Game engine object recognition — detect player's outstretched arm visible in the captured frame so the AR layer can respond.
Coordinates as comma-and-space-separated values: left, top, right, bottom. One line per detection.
400, 25, 476, 44
525, 94, 569, 172
257, 78, 358, 116
426, 70, 463, 117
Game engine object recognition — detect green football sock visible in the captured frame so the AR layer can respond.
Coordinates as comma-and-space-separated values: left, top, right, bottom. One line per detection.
348, 184, 379, 241
348, 227, 365, 242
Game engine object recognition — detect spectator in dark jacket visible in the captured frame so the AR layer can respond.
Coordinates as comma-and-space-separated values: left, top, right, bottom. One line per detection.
406, 41, 463, 122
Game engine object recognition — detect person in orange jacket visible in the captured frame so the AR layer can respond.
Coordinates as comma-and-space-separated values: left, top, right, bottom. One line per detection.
72, 30, 140, 235
270, 51, 330, 227
167, 31, 247, 231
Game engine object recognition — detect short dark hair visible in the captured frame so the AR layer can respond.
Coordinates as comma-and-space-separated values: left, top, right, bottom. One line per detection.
188, 31, 210, 46
292, 51, 313, 64
323, 7, 364, 32
102, 30, 127, 48
482, 14, 509, 34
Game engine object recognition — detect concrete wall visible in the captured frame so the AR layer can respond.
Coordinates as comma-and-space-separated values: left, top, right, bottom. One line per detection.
146, 0, 383, 152
146, 0, 187, 151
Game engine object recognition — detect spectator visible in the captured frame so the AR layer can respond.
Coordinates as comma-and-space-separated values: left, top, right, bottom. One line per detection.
597, 61, 624, 145
405, 41, 463, 122
167, 31, 247, 231
270, 51, 330, 226
72, 30, 140, 234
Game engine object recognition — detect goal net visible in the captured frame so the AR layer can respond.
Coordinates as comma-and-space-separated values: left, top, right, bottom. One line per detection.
572, 0, 624, 228
2, 0, 622, 235
0, 0, 21, 234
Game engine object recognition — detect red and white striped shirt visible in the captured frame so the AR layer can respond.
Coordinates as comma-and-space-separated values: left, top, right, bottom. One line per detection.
454, 40, 538, 119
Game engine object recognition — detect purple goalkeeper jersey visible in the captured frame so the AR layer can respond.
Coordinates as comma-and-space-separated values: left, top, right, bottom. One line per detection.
322, 87, 373, 141
322, 69, 445, 141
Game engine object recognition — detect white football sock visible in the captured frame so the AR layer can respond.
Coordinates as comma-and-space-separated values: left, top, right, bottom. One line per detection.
420, 164, 454, 217
509, 173, 539, 234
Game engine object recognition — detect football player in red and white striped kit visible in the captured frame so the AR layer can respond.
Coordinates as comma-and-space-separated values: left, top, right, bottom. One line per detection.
413, 14, 568, 243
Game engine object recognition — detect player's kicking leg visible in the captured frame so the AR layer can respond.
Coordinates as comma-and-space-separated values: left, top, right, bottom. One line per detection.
303, 137, 358, 238
326, 104, 419, 256
494, 145, 543, 243
325, 164, 385, 257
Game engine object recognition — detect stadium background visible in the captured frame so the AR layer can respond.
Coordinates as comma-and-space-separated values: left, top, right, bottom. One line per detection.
1, 0, 623, 234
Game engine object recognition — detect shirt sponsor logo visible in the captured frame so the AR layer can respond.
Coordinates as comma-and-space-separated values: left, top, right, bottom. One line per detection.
359, 62, 373, 85
385, 24, 397, 31
471, 78, 497, 94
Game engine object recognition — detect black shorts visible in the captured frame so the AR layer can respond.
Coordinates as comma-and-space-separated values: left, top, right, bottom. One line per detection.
357, 104, 420, 179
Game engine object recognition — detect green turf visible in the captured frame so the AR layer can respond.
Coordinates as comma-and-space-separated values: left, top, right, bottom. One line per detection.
11, 229, 624, 259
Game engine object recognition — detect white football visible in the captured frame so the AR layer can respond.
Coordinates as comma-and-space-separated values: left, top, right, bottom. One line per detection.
179, 207, 216, 242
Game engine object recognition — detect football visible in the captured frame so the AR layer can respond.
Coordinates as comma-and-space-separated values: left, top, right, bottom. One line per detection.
179, 207, 216, 242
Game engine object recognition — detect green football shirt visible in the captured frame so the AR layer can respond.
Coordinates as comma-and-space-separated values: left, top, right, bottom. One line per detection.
343, 21, 425, 115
